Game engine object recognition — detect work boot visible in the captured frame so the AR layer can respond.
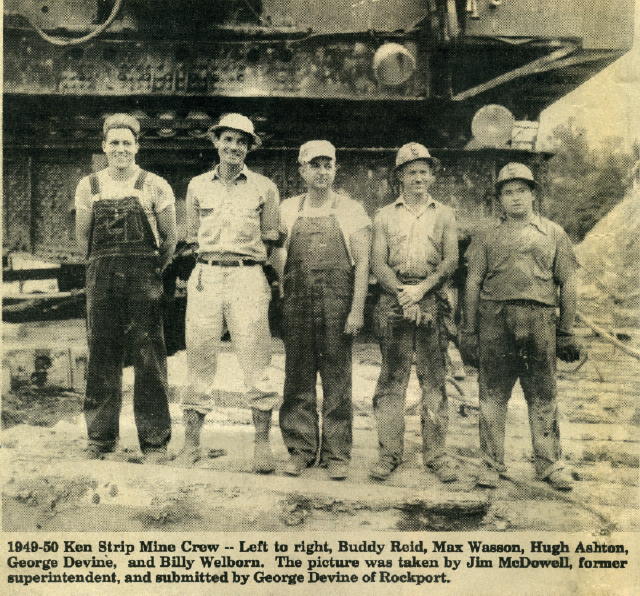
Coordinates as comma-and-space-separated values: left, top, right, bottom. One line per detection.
252, 408, 275, 474
545, 468, 573, 492
369, 458, 398, 481
476, 464, 500, 488
427, 456, 459, 483
284, 454, 309, 477
83, 442, 113, 460
327, 462, 349, 481
142, 447, 169, 465
173, 409, 205, 466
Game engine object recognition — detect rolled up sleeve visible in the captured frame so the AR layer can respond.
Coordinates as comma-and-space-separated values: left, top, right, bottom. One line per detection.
154, 176, 176, 213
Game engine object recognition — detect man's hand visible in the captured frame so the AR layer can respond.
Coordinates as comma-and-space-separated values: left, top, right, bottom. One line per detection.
397, 284, 425, 307
344, 309, 364, 336
401, 304, 421, 325
556, 330, 582, 362
459, 329, 479, 368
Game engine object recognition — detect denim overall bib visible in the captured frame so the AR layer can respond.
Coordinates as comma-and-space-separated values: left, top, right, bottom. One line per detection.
84, 170, 171, 452
279, 196, 354, 465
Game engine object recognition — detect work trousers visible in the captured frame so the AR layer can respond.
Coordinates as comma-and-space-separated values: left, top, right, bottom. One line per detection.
372, 292, 449, 467
182, 263, 279, 413
280, 288, 353, 465
478, 299, 562, 478
85, 255, 171, 452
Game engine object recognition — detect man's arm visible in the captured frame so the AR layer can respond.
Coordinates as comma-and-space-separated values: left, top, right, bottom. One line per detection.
74, 178, 92, 258
558, 271, 577, 333
344, 226, 371, 335
184, 180, 200, 253
459, 233, 486, 368
156, 205, 177, 271
371, 215, 400, 295
270, 247, 287, 298
397, 210, 459, 307
462, 233, 487, 333
261, 183, 282, 259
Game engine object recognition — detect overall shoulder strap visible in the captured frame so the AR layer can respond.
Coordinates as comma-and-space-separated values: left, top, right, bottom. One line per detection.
134, 169, 148, 190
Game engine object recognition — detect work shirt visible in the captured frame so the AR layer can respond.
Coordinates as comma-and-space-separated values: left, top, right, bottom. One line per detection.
374, 194, 456, 278
279, 191, 370, 265
466, 214, 578, 306
185, 164, 280, 261
75, 165, 174, 246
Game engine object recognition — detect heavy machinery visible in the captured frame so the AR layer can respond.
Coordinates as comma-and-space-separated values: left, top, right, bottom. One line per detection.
3, 0, 635, 295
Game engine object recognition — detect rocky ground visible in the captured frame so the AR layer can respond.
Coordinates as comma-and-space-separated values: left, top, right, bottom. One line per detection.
2, 319, 639, 533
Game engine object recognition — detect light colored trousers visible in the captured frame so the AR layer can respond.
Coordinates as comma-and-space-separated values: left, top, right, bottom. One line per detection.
182, 263, 279, 413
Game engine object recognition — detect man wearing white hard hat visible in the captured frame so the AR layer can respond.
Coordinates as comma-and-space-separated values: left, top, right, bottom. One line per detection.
178, 113, 281, 473
273, 140, 370, 480
370, 143, 459, 482
462, 162, 580, 491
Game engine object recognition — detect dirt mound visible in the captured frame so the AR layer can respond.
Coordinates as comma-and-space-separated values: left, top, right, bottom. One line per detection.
2, 386, 83, 429
576, 189, 640, 327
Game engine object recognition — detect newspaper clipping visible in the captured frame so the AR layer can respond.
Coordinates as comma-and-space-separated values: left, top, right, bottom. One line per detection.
2, 1, 639, 594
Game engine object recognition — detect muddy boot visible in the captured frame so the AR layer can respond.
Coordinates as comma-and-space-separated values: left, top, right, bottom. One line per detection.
252, 408, 275, 474
142, 447, 169, 465
173, 409, 205, 466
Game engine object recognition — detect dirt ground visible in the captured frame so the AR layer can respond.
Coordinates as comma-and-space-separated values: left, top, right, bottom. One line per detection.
2, 319, 639, 533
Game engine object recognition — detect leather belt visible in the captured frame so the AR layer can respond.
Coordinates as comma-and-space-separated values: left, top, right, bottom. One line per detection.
197, 256, 262, 267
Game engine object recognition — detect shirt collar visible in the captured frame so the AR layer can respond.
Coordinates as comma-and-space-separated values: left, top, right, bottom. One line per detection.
499, 213, 547, 234
211, 164, 249, 182
394, 194, 436, 215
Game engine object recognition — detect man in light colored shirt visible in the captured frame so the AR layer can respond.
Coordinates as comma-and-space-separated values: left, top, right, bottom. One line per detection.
462, 162, 580, 491
75, 113, 176, 462
370, 143, 459, 483
177, 113, 281, 473
273, 140, 370, 480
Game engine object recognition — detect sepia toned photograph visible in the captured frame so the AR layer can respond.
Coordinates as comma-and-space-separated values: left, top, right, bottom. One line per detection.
2, 1, 638, 593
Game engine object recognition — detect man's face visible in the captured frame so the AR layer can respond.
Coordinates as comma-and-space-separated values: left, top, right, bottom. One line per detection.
214, 128, 251, 166
499, 179, 535, 217
102, 127, 138, 170
299, 157, 336, 190
398, 159, 435, 195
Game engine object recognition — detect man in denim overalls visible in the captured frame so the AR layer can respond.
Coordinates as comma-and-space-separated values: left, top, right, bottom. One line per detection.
75, 113, 177, 461
274, 140, 371, 480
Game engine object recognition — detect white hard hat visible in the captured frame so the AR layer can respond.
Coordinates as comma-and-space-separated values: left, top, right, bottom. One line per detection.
394, 142, 440, 172
208, 113, 261, 148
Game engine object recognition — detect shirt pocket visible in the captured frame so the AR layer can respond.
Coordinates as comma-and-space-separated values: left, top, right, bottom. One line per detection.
530, 240, 555, 281
232, 205, 262, 242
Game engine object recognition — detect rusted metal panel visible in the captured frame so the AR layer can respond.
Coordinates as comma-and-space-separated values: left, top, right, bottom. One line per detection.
3, 157, 32, 253
31, 160, 87, 262
3, 34, 428, 99
5, 0, 428, 34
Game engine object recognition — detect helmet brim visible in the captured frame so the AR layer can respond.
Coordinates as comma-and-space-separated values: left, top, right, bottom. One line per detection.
207, 124, 262, 149
394, 156, 441, 174
495, 177, 537, 193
